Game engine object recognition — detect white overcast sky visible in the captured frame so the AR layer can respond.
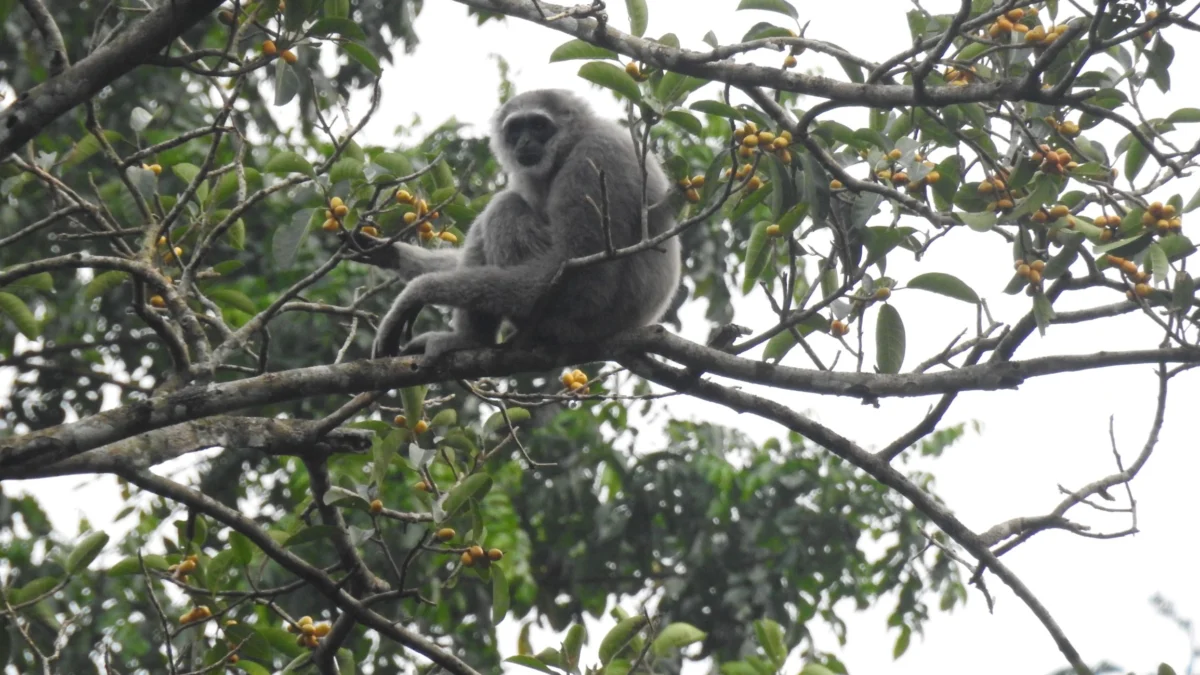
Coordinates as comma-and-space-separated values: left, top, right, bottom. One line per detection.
7, 1, 1200, 674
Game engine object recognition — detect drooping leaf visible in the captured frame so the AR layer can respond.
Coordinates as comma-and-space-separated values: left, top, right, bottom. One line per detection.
341, 42, 381, 76
504, 657, 557, 674
736, 0, 798, 20
65, 531, 109, 573
0, 291, 38, 339
492, 565, 510, 623
743, 221, 774, 295
652, 623, 707, 657
272, 207, 316, 268
274, 58, 302, 105
441, 474, 493, 519
599, 616, 649, 665
753, 619, 788, 668
308, 17, 366, 40
625, 0, 648, 37
578, 62, 643, 101
875, 303, 906, 374
264, 151, 314, 176
549, 39, 618, 62
906, 272, 980, 304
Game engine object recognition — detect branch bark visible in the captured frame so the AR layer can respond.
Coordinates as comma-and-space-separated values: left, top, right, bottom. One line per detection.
0, 0, 226, 158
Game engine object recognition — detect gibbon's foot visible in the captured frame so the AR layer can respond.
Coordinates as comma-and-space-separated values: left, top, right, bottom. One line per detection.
401, 331, 490, 361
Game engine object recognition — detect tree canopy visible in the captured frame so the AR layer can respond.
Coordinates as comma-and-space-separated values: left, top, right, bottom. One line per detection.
1, 0, 1198, 674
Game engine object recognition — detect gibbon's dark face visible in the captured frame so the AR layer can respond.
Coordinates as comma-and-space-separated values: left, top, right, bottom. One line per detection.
504, 113, 558, 167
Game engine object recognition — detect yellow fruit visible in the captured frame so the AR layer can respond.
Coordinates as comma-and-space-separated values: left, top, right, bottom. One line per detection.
1031, 260, 1046, 273
395, 189, 414, 204
977, 181, 995, 194
461, 551, 474, 566
685, 188, 700, 203
891, 172, 908, 184
1059, 120, 1080, 136
313, 623, 331, 638
487, 548, 504, 561
746, 176, 763, 191
1032, 210, 1048, 223
403, 212, 419, 225
1006, 9, 1024, 21
571, 369, 588, 384
996, 198, 1014, 210
413, 420, 429, 434
361, 226, 379, 237
418, 221, 434, 234
300, 623, 316, 635
416, 481, 429, 492
1049, 204, 1070, 218
738, 146, 753, 158
469, 545, 485, 560
394, 414, 406, 426
262, 40, 277, 56
625, 61, 641, 78
322, 218, 339, 232
416, 199, 429, 216
765, 224, 781, 237
1162, 204, 1177, 218
678, 177, 692, 189
218, 9, 236, 25
830, 179, 843, 189
1016, 263, 1031, 277
925, 171, 941, 184
830, 320, 849, 337
744, 122, 758, 135
757, 132, 775, 145
742, 134, 760, 148
228, 655, 240, 664
887, 149, 902, 161
783, 55, 798, 68
560, 372, 575, 386
329, 196, 344, 208
439, 231, 458, 244
1142, 212, 1157, 226
1169, 218, 1182, 229
1135, 283, 1152, 297
777, 149, 793, 164
436, 528, 456, 542
874, 287, 891, 300
281, 49, 298, 65
1028, 269, 1042, 285
333, 204, 349, 217
779, 130, 792, 142
690, 175, 706, 188
420, 231, 434, 242
147, 164, 163, 176
369, 499, 383, 514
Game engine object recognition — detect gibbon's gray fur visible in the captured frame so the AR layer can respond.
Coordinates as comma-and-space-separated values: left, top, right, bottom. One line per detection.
371, 89, 682, 360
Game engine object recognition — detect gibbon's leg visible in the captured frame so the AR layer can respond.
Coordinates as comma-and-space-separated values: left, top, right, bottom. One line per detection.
378, 259, 561, 350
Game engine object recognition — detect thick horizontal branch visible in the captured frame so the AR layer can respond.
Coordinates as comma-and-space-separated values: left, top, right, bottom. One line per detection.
3, 325, 1197, 476
452, 0, 1058, 108
3, 418, 373, 480
0, 0, 225, 158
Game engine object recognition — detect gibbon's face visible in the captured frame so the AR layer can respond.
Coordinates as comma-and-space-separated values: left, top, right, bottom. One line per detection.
503, 112, 558, 167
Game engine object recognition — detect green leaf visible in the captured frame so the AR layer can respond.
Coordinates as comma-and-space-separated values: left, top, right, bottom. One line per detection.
321, 486, 368, 509
308, 17, 365, 40
906, 272, 980, 304
0, 292, 38, 339
341, 43, 381, 76
274, 58, 301, 106
1125, 138, 1149, 183
504, 657, 557, 674
272, 207, 316, 268
625, 0, 648, 37
743, 222, 773, 294
664, 110, 702, 135
1032, 293, 1055, 336
492, 565, 510, 623
172, 162, 202, 184
208, 288, 257, 314
229, 531, 255, 565
1173, 272, 1195, 313
442, 474, 493, 519
753, 619, 788, 668
1167, 108, 1200, 124
599, 616, 648, 665
656, 72, 706, 105
10, 577, 59, 605
958, 211, 997, 233
283, 525, 341, 548
689, 100, 744, 120
894, 625, 912, 658
563, 625, 587, 667
430, 408, 457, 427
875, 303, 906, 374
265, 151, 314, 176
737, 0, 798, 20
108, 554, 169, 576
330, 158, 365, 186
549, 39, 618, 62
484, 407, 531, 434
227, 219, 247, 251
65, 531, 109, 574
651, 623, 707, 657
578, 62, 642, 101
800, 665, 839, 675
4, 271, 53, 293
1147, 242, 1170, 283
